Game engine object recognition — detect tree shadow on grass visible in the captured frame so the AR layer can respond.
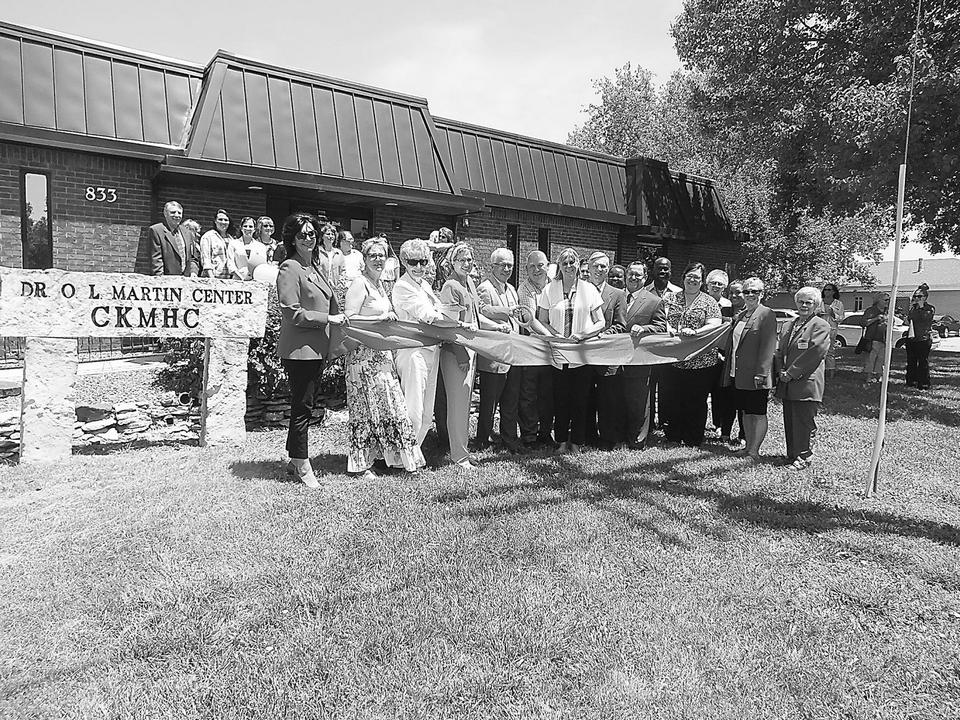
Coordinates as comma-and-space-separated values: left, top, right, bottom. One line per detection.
435, 454, 960, 549
230, 453, 345, 482
816, 352, 960, 426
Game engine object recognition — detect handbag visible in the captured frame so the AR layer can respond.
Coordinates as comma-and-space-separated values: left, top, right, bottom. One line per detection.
855, 335, 870, 354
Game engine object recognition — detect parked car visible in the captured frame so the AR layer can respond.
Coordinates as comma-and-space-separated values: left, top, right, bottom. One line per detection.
836, 311, 908, 348
772, 308, 798, 335
933, 314, 960, 338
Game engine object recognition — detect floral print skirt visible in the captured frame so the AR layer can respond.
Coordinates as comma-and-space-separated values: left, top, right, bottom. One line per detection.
346, 344, 425, 473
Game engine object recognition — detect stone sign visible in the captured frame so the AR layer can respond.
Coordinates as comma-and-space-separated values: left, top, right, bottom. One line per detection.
0, 267, 269, 464
0, 268, 266, 337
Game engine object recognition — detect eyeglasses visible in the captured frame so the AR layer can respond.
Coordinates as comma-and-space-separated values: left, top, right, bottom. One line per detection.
493, 262, 514, 268
743, 290, 761, 296
367, 252, 387, 260
296, 231, 317, 240
405, 258, 429, 267
707, 281, 727, 287
684, 274, 702, 281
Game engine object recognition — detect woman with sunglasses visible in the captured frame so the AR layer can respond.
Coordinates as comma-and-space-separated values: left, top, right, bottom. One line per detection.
536, 247, 605, 453
343, 236, 424, 477
392, 238, 446, 454
721, 277, 777, 461
821, 283, 845, 379
662, 262, 723, 447
904, 283, 935, 390
276, 213, 346, 488
438, 242, 507, 469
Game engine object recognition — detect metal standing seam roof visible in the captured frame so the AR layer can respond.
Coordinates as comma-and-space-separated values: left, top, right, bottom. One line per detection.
0, 21, 202, 156
433, 117, 631, 223
180, 51, 460, 199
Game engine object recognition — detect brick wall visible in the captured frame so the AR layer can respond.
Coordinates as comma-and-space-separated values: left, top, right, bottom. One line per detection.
663, 237, 741, 283
0, 141, 155, 272
453, 206, 623, 281
155, 180, 268, 240
369, 206, 456, 247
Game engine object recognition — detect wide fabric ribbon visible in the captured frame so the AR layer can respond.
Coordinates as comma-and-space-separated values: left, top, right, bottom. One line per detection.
343, 318, 730, 368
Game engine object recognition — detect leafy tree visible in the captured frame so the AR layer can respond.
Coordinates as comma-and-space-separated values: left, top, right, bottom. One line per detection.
672, 0, 960, 253
568, 66, 890, 287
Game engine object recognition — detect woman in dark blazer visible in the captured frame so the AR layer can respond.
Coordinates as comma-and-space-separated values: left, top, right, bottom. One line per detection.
904, 283, 935, 390
277, 213, 346, 487
775, 286, 832, 470
722, 277, 777, 461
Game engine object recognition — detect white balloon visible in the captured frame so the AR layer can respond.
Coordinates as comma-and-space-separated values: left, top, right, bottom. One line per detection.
253, 263, 279, 286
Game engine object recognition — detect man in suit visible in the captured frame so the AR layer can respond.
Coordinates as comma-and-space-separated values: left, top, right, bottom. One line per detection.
516, 250, 555, 449
476, 248, 522, 452
586, 251, 627, 449
644, 256, 680, 432
622, 262, 668, 449
150, 201, 199, 276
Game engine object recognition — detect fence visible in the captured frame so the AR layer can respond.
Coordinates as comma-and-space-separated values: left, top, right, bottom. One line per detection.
0, 336, 160, 367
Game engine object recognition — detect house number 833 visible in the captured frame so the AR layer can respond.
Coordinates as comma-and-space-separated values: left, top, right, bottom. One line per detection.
85, 187, 118, 202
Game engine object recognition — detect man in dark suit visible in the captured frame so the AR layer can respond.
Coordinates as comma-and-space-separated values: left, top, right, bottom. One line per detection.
622, 261, 667, 449
149, 201, 199, 276
586, 251, 627, 449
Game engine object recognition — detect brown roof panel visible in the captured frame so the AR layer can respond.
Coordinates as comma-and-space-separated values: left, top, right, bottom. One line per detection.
0, 22, 201, 154
433, 116, 630, 221
185, 52, 459, 196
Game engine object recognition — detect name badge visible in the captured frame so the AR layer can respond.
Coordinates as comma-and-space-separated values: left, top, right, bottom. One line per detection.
798, 340, 809, 349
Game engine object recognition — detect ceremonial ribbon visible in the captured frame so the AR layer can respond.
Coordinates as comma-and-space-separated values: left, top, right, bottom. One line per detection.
342, 318, 730, 368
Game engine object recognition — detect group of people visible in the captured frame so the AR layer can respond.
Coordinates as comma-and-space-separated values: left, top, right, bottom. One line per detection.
857, 286, 937, 390
272, 211, 839, 486
148, 201, 366, 289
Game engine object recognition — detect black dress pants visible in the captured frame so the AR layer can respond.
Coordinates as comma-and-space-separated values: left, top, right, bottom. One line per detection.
519, 365, 554, 443
664, 364, 717, 446
622, 365, 651, 445
905, 338, 932, 388
595, 369, 624, 446
283, 358, 324, 459
552, 364, 592, 445
711, 363, 737, 436
477, 367, 522, 445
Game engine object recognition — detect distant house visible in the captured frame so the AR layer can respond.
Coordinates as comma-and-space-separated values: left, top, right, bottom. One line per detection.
839, 258, 960, 316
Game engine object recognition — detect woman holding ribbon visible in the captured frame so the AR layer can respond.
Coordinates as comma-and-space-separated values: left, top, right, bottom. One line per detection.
536, 247, 604, 454
438, 242, 506, 469
663, 262, 723, 448
276, 213, 346, 488
343, 236, 424, 477
392, 238, 445, 453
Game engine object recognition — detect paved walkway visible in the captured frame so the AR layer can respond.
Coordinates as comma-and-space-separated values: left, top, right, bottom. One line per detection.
0, 353, 165, 393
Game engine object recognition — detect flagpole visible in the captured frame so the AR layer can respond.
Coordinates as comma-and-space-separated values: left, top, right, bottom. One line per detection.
865, 0, 923, 497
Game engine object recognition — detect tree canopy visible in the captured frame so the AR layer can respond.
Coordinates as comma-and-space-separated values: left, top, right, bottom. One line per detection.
568, 66, 887, 289
672, 0, 960, 253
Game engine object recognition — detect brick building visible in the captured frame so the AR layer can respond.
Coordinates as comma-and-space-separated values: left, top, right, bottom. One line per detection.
0, 21, 744, 289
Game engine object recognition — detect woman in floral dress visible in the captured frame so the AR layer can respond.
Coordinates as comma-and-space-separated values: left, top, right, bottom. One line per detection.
343, 236, 425, 477
663, 261, 723, 447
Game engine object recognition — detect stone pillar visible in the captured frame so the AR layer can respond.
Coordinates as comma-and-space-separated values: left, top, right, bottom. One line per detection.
200, 337, 249, 448
20, 337, 78, 464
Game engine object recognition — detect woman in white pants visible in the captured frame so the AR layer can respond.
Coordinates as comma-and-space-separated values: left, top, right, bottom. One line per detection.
391, 238, 444, 448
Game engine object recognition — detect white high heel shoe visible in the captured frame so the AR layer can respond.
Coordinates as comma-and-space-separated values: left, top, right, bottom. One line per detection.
287, 459, 321, 488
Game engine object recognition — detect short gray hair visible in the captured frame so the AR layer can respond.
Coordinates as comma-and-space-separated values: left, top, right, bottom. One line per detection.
706, 269, 729, 285
399, 238, 430, 262
490, 247, 514, 264
743, 276, 764, 292
795, 286, 820, 304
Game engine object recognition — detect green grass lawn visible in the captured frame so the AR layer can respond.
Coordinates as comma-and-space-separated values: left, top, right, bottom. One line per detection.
1, 349, 959, 719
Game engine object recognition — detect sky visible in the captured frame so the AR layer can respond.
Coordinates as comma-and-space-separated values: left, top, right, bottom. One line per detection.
5, 0, 686, 144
